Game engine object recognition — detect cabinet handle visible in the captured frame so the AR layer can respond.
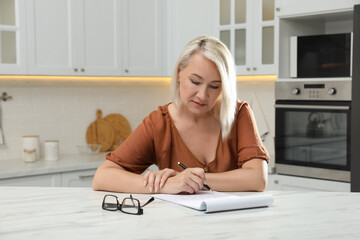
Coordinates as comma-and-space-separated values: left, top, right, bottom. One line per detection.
74, 68, 78, 72
81, 68, 85, 72
78, 175, 94, 180
274, 180, 279, 184
252, 67, 257, 71
246, 67, 251, 71
276, 7, 280, 12
124, 69, 129, 73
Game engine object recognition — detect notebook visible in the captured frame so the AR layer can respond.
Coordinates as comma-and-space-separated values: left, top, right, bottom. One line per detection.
152, 191, 274, 213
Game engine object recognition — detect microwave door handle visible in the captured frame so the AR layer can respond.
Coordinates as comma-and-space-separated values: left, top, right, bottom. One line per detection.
274, 104, 350, 110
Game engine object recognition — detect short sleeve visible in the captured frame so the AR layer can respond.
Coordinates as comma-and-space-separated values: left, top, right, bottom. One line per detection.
106, 112, 158, 174
236, 102, 269, 167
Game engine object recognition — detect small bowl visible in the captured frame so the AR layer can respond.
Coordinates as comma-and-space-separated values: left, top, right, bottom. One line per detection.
77, 144, 102, 155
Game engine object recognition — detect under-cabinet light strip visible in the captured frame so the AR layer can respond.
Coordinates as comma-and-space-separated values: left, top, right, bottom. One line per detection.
0, 75, 276, 83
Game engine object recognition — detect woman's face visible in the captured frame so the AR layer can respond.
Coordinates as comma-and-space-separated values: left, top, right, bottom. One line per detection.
177, 53, 222, 117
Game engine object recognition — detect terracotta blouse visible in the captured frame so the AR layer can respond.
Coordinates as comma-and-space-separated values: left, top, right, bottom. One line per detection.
106, 101, 269, 174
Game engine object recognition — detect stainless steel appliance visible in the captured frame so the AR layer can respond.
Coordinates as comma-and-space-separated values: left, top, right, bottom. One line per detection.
275, 80, 351, 182
290, 33, 352, 78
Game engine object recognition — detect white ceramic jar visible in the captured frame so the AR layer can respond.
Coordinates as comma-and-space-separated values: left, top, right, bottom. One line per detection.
22, 135, 40, 162
44, 140, 59, 161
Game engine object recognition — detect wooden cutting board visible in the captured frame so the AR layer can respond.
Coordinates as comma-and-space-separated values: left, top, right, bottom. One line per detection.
86, 109, 115, 152
103, 113, 132, 151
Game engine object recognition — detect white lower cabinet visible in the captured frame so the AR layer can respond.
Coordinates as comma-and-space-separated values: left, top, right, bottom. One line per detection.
61, 169, 96, 187
0, 169, 96, 187
0, 173, 62, 187
267, 174, 350, 192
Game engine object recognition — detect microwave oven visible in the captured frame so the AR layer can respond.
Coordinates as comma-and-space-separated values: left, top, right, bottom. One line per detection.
290, 33, 352, 78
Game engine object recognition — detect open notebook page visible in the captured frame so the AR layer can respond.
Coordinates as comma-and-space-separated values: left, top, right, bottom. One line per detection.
152, 191, 274, 213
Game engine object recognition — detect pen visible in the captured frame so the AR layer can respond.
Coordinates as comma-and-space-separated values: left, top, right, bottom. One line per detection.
177, 161, 213, 191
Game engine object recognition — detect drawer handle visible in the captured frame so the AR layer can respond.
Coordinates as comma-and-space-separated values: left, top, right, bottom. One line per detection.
78, 175, 94, 180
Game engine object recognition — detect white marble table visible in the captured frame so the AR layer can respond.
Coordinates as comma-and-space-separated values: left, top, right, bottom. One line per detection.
0, 187, 359, 240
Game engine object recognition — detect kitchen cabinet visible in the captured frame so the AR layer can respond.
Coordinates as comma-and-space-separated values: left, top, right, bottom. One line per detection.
215, 0, 277, 75
25, 0, 163, 76
0, 169, 96, 187
26, 0, 122, 76
61, 169, 96, 187
267, 174, 350, 192
0, 0, 27, 74
276, 0, 360, 18
122, 0, 164, 76
0, 173, 61, 187
165, 0, 216, 76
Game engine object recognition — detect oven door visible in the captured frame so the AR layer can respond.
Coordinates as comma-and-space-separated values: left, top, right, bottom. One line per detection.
275, 100, 351, 182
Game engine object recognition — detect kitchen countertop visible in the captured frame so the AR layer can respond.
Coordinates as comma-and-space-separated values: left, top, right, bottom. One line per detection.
0, 153, 106, 179
0, 187, 359, 239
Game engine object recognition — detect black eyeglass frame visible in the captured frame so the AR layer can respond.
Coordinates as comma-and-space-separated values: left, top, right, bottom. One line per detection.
102, 194, 154, 215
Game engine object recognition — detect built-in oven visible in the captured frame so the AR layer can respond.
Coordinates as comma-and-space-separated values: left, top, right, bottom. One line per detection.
275, 80, 351, 182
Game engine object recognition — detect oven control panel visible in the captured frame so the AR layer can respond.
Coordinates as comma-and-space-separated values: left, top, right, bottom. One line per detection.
276, 80, 351, 101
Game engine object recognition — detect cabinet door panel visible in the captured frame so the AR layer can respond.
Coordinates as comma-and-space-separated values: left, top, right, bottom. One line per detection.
1, 31, 16, 64
26, 0, 76, 75
277, 0, 358, 17
122, 0, 163, 76
0, 0, 27, 74
216, 0, 276, 75
0, 174, 61, 187
166, 0, 215, 76
267, 174, 350, 192
80, 0, 122, 75
61, 169, 96, 187
252, 0, 276, 74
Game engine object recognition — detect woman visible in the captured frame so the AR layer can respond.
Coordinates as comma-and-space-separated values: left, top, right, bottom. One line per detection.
92, 36, 269, 194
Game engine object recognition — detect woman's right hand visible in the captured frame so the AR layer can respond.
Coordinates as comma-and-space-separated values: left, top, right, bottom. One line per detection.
160, 168, 206, 194
143, 168, 177, 193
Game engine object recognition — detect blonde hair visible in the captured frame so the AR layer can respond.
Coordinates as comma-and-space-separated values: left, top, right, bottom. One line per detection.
170, 36, 237, 139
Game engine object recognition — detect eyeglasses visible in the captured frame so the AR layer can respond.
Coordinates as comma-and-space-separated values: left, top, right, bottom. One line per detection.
102, 194, 154, 215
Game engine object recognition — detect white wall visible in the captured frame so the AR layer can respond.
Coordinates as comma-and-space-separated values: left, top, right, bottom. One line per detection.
236, 80, 276, 169
0, 82, 170, 160
0, 80, 275, 168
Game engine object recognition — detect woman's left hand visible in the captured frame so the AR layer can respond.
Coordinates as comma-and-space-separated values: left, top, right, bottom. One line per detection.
143, 168, 177, 193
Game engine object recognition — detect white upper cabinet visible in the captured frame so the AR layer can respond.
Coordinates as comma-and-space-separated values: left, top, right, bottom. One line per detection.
0, 0, 27, 74
165, 0, 216, 76
215, 0, 277, 75
26, 0, 122, 76
78, 0, 123, 76
122, 0, 164, 76
276, 0, 360, 18
25, 0, 163, 76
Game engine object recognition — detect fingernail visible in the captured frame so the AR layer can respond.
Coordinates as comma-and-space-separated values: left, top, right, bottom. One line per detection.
155, 186, 158, 193
149, 186, 152, 192
144, 180, 147, 186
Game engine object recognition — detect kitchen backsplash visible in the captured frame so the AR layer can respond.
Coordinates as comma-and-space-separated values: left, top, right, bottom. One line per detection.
0, 80, 275, 167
